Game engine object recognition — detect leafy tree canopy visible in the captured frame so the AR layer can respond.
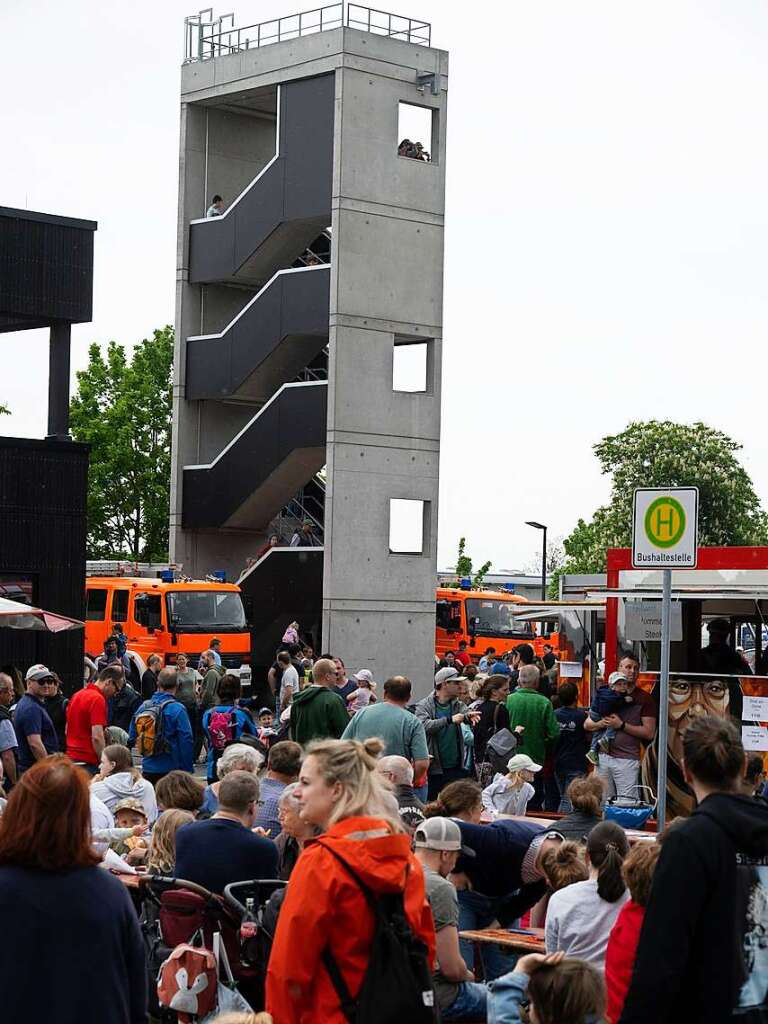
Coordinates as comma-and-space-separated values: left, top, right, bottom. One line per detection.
455, 537, 492, 588
69, 327, 174, 560
561, 420, 768, 575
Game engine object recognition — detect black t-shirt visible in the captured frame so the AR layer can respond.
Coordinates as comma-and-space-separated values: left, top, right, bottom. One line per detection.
554, 706, 588, 773
175, 818, 278, 894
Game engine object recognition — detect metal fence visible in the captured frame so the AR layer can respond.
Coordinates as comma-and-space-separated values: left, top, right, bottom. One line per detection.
184, 3, 431, 62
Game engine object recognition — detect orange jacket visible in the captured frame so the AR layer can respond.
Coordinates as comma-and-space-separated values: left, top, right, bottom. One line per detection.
266, 815, 436, 1024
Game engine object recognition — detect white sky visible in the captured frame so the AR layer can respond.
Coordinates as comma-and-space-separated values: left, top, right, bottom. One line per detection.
2, 0, 767, 573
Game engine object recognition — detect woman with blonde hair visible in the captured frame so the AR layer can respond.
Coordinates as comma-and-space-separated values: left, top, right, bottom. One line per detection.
266, 737, 436, 1023
146, 809, 195, 875
90, 743, 158, 822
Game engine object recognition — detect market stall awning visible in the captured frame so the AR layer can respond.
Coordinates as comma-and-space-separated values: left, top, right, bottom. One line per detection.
506, 601, 606, 622
0, 597, 84, 632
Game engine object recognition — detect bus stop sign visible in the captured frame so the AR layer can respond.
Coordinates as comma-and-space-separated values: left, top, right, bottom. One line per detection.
632, 487, 699, 569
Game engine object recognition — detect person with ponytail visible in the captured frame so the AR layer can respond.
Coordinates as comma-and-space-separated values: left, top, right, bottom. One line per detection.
423, 779, 484, 823
544, 820, 629, 970
266, 737, 436, 1023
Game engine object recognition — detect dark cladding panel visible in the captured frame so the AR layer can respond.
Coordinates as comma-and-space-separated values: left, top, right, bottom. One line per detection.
182, 381, 327, 528
0, 437, 88, 692
240, 548, 324, 700
188, 73, 334, 285
0, 208, 96, 331
186, 266, 330, 400
282, 74, 335, 221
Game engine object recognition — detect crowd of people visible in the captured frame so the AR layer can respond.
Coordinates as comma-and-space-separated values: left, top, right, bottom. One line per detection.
0, 632, 766, 1024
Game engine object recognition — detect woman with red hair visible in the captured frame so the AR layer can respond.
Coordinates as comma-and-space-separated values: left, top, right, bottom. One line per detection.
0, 755, 147, 1023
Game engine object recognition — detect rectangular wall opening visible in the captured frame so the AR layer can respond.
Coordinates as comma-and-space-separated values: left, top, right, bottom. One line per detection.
389, 498, 428, 554
397, 102, 436, 163
393, 338, 431, 393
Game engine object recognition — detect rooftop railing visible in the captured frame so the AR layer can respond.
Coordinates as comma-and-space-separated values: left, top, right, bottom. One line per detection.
183, 3, 431, 62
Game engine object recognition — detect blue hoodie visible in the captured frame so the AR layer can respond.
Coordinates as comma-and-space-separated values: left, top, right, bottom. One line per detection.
128, 691, 194, 775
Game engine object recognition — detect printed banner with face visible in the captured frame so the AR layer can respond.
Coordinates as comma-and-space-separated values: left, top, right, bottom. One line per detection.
638, 672, 766, 818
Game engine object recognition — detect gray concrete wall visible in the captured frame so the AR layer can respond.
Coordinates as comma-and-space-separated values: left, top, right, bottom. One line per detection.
202, 108, 276, 220
171, 27, 448, 686
323, 46, 448, 698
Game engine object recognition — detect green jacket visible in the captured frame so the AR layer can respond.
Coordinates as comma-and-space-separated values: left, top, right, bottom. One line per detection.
505, 688, 559, 766
290, 685, 349, 745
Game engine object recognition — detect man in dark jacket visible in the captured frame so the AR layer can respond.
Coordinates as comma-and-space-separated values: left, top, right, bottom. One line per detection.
452, 817, 563, 980
289, 658, 348, 745
109, 672, 142, 733
620, 714, 768, 1024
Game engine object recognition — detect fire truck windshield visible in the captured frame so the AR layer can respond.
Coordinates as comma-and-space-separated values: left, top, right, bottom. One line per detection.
166, 590, 247, 631
465, 598, 533, 639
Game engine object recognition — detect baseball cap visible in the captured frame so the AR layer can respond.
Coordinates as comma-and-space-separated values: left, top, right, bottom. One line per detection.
258, 707, 273, 717
414, 817, 475, 856
355, 669, 374, 684
435, 667, 459, 686
113, 798, 148, 819
507, 753, 543, 773
608, 671, 628, 687
25, 664, 53, 682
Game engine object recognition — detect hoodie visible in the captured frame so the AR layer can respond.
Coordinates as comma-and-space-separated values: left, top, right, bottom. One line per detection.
289, 685, 349, 745
266, 816, 436, 1024
90, 770, 159, 823
620, 792, 768, 1024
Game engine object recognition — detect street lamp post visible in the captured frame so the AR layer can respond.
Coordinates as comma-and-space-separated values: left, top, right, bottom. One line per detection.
526, 521, 548, 600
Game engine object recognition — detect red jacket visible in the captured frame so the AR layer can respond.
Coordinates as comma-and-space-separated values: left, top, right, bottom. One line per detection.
605, 900, 645, 1024
266, 815, 436, 1024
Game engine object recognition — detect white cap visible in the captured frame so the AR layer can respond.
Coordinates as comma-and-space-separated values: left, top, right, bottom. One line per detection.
25, 664, 53, 682
507, 753, 542, 773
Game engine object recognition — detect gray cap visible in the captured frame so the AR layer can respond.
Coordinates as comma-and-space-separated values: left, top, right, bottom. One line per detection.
414, 816, 475, 856
435, 666, 459, 687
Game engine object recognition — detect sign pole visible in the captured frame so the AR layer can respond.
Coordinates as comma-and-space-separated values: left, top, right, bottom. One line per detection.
656, 567, 672, 832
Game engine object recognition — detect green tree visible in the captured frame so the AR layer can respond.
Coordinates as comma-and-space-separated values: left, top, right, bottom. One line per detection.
70, 327, 174, 560
561, 420, 768, 575
0, 404, 9, 415
455, 537, 492, 588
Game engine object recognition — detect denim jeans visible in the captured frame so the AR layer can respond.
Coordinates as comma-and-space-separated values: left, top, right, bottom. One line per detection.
555, 768, 585, 812
443, 980, 489, 1021
457, 889, 518, 981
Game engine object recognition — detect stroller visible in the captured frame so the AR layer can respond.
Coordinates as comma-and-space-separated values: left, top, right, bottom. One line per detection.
138, 875, 286, 1020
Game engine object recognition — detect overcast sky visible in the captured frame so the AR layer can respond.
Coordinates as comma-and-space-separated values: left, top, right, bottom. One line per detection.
2, 1, 767, 573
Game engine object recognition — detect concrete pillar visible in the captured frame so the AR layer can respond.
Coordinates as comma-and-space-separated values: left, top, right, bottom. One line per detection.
322, 40, 448, 696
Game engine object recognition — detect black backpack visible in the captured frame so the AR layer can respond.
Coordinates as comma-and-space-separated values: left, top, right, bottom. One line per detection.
317, 842, 438, 1024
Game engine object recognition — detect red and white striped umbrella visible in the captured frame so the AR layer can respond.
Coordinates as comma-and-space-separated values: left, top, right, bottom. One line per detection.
0, 597, 84, 632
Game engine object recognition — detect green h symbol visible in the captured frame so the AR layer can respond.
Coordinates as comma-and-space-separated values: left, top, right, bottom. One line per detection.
654, 505, 676, 540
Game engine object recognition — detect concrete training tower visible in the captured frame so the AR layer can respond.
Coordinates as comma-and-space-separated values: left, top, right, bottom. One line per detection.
170, 4, 448, 693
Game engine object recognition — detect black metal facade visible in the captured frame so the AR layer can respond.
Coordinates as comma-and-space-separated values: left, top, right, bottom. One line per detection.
239, 547, 324, 703
0, 208, 96, 332
0, 437, 88, 693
